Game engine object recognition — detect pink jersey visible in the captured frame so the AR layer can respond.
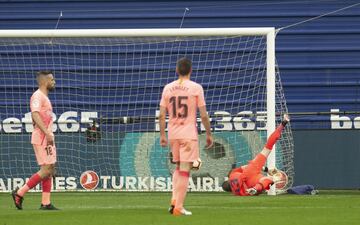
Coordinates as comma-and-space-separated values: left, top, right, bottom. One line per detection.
160, 79, 206, 140
30, 89, 54, 145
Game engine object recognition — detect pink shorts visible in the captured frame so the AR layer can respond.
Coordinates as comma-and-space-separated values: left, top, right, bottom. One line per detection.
170, 139, 199, 163
33, 144, 57, 166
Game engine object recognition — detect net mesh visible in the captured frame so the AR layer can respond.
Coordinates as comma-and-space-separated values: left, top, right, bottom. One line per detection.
0, 34, 293, 191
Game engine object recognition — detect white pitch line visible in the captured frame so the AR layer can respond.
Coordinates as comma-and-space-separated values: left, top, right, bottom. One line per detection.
64, 205, 360, 210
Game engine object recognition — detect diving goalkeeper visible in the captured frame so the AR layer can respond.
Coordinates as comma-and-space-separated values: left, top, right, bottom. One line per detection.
222, 114, 290, 196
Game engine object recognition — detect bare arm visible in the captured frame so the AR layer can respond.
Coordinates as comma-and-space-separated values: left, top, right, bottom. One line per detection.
199, 106, 213, 148
159, 106, 168, 147
32, 111, 50, 135
199, 106, 211, 135
159, 106, 167, 137
32, 111, 54, 145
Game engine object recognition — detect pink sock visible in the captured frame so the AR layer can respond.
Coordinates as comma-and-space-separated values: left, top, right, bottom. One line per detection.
171, 167, 180, 205
174, 170, 190, 210
41, 177, 52, 205
17, 173, 42, 197
42, 192, 51, 205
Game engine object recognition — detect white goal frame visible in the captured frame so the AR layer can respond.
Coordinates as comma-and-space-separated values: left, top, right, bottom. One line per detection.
0, 27, 277, 194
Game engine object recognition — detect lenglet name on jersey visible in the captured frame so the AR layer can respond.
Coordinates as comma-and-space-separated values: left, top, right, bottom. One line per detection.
169, 85, 189, 92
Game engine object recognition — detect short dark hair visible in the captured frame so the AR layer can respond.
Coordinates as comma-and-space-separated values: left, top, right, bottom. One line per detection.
176, 57, 192, 76
36, 70, 53, 78
222, 180, 232, 192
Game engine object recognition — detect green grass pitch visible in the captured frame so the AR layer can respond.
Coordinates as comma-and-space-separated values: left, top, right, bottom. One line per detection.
1, 190, 359, 225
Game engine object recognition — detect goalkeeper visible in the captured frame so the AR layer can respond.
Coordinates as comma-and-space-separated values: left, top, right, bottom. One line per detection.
222, 114, 290, 196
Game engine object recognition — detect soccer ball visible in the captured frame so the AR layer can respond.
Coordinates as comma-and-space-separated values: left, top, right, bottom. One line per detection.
192, 158, 202, 171
272, 170, 288, 190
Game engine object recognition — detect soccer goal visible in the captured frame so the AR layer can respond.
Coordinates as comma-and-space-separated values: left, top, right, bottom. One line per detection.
0, 28, 293, 194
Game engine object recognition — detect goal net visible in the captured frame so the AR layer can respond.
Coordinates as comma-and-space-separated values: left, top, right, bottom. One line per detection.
0, 28, 293, 192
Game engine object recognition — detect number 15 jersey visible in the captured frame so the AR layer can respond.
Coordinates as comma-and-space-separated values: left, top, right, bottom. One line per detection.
160, 79, 206, 140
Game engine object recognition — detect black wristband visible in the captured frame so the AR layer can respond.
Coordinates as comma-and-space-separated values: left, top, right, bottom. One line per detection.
262, 166, 269, 172
281, 120, 288, 127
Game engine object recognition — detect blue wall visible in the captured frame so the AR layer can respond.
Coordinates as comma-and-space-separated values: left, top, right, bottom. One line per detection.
294, 130, 360, 189
0, 0, 359, 189
0, 0, 359, 129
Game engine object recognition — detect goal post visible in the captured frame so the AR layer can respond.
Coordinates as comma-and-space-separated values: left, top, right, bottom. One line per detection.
266, 29, 277, 195
0, 28, 276, 37
0, 28, 292, 193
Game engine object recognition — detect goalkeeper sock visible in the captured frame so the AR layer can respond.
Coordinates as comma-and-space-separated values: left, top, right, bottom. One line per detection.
265, 124, 285, 150
174, 170, 190, 211
41, 177, 52, 205
17, 173, 42, 197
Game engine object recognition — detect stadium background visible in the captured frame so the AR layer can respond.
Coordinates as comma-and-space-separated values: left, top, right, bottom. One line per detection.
0, 0, 359, 189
